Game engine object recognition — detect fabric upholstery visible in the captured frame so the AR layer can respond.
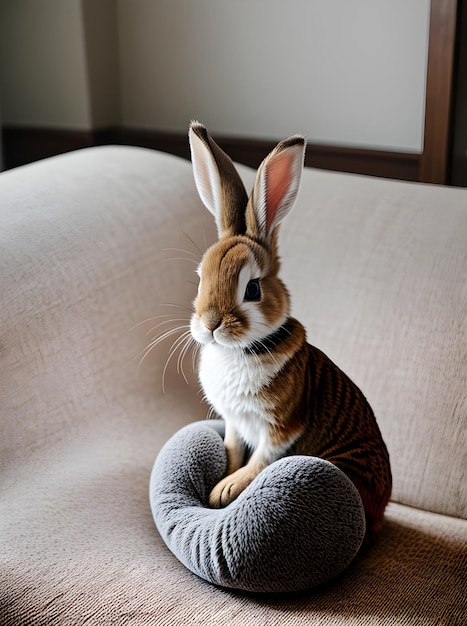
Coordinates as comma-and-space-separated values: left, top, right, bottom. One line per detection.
1, 146, 466, 624
150, 421, 365, 592
278, 170, 467, 519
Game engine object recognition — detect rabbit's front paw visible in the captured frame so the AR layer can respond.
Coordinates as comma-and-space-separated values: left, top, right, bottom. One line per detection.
208, 465, 257, 508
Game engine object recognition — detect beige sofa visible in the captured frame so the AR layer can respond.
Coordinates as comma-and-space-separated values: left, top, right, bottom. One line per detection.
1, 146, 466, 625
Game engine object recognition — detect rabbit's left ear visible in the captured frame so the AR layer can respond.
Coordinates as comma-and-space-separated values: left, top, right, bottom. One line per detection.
246, 135, 306, 243
189, 122, 248, 238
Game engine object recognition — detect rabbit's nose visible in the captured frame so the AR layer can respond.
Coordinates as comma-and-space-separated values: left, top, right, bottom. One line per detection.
205, 320, 221, 333
203, 311, 222, 333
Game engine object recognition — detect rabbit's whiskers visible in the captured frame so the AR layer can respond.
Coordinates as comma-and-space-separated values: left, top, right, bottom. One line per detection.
160, 303, 193, 314
206, 405, 218, 420
145, 317, 192, 337
137, 324, 187, 368
181, 230, 205, 258
161, 329, 194, 392
136, 313, 199, 393
129, 314, 172, 332
162, 245, 202, 266
162, 256, 199, 266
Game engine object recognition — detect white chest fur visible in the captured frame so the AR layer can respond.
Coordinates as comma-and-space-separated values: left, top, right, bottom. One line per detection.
199, 343, 287, 448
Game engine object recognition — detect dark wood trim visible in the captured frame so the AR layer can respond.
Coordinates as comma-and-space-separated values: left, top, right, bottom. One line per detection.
451, 0, 467, 186
420, 0, 460, 184
117, 128, 420, 182
304, 144, 420, 182
2, 125, 420, 182
1, 125, 116, 170
115, 128, 191, 161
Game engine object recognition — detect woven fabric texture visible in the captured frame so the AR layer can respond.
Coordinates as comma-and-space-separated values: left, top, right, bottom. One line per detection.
1, 146, 466, 624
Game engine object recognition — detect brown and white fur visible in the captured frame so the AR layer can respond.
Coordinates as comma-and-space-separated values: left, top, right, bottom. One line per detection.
189, 122, 392, 541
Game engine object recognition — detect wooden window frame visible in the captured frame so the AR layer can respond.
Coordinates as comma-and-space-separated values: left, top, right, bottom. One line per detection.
420, 0, 460, 184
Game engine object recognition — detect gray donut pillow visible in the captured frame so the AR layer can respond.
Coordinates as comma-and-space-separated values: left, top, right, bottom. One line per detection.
150, 421, 365, 593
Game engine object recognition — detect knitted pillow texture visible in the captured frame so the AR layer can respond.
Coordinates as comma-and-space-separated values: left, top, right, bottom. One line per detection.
150, 421, 365, 593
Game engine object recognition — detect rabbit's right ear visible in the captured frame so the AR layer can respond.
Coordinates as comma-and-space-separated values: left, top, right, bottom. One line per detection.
189, 122, 248, 238
246, 135, 306, 244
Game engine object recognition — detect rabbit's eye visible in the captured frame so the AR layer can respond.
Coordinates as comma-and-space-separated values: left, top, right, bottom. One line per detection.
244, 278, 261, 301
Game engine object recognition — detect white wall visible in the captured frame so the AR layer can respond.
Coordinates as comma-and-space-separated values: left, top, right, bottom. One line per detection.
0, 0, 92, 129
0, 0, 119, 131
82, 0, 120, 129
0, 1, 431, 153
118, 0, 431, 152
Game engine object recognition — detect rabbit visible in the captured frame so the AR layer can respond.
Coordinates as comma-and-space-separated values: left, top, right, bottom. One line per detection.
188, 121, 392, 540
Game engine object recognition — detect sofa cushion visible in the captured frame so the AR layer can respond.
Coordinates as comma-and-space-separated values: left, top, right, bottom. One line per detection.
1, 146, 466, 624
276, 169, 467, 519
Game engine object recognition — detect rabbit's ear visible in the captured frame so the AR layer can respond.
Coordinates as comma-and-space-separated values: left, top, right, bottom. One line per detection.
189, 122, 248, 238
246, 135, 306, 243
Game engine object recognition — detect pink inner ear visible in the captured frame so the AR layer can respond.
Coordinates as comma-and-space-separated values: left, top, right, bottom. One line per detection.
266, 153, 292, 231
